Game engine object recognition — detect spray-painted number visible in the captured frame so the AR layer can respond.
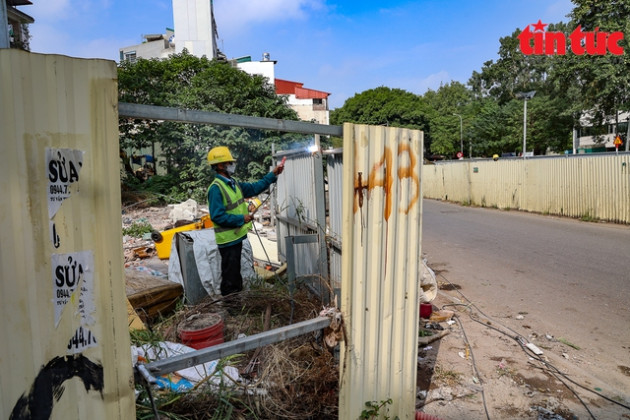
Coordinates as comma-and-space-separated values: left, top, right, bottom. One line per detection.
354, 143, 420, 221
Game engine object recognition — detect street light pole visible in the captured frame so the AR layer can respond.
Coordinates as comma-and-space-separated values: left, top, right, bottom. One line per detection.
516, 91, 536, 158
453, 113, 463, 157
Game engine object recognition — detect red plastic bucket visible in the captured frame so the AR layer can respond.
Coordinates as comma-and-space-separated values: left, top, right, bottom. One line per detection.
178, 313, 224, 350
420, 303, 433, 319
187, 335, 224, 350
179, 319, 224, 341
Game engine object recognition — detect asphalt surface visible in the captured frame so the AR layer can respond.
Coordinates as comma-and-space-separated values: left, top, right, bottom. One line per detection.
421, 198, 630, 391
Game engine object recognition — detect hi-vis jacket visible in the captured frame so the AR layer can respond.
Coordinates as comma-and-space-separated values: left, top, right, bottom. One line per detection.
208, 173, 277, 247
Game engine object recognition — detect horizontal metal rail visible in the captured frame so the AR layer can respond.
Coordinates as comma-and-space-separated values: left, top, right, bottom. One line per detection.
118, 102, 343, 137
276, 214, 318, 232
143, 316, 331, 377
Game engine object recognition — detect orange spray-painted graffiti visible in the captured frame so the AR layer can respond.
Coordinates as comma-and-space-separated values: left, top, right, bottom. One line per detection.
353, 142, 420, 221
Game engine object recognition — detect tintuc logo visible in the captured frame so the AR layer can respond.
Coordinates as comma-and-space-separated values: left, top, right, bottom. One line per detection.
518, 20, 624, 56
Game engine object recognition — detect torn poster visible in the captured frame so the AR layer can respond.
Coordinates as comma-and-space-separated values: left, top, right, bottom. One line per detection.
52, 251, 95, 327
46, 148, 84, 219
67, 326, 98, 354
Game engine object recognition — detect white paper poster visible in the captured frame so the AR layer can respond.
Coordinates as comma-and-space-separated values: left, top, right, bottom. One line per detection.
67, 326, 98, 354
46, 148, 84, 219
52, 251, 95, 327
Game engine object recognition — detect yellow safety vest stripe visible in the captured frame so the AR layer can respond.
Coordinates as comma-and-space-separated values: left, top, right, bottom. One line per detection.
210, 178, 251, 244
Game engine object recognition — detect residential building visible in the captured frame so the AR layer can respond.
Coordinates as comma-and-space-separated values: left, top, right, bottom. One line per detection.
119, 29, 175, 63
575, 111, 629, 153
2, 0, 34, 50
234, 54, 331, 125
119, 0, 219, 62
275, 78, 330, 125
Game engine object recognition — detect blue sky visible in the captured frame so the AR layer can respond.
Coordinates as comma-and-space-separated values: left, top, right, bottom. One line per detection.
26, 0, 574, 109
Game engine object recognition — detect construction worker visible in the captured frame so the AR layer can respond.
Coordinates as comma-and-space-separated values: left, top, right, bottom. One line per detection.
207, 146, 284, 297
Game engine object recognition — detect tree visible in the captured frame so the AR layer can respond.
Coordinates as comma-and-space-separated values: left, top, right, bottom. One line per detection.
553, 0, 630, 128
118, 51, 298, 202
331, 86, 431, 129
422, 82, 473, 157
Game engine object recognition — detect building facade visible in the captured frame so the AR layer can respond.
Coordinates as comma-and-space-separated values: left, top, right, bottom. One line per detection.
576, 111, 629, 153
2, 0, 34, 50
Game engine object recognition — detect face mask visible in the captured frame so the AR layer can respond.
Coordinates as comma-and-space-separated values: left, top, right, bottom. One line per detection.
226, 162, 236, 175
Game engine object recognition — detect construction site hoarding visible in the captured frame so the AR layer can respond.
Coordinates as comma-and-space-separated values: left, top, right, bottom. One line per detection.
339, 123, 424, 419
423, 154, 630, 224
0, 50, 135, 419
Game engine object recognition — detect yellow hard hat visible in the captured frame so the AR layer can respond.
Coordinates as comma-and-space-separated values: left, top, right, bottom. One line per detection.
493, 154, 499, 161
207, 146, 235, 165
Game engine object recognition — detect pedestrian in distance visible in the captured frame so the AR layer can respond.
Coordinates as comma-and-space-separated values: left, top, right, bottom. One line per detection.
207, 146, 284, 297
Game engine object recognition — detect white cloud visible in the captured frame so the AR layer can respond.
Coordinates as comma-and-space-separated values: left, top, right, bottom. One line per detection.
415, 71, 451, 94
30, 0, 73, 21
214, 0, 324, 36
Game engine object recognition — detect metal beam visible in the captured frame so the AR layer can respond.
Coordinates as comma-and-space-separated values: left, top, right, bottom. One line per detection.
143, 316, 330, 377
118, 102, 343, 137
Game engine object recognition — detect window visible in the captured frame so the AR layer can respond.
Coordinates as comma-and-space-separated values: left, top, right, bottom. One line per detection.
124, 51, 137, 64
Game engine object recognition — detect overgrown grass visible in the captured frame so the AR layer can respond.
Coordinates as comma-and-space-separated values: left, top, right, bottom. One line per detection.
579, 211, 597, 222
123, 221, 154, 238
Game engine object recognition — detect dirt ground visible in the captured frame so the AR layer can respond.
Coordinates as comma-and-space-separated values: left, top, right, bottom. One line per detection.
123, 203, 630, 420
417, 273, 630, 420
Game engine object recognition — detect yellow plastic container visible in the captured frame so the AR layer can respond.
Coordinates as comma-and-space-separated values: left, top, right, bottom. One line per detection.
153, 215, 213, 259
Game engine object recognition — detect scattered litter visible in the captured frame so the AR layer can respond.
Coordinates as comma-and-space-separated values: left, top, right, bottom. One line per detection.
320, 304, 344, 349
425, 322, 444, 330
419, 259, 438, 303
133, 246, 153, 259
446, 320, 455, 326
132, 265, 168, 278
458, 351, 466, 359
516, 314, 525, 320
532, 405, 567, 420
562, 353, 569, 359
429, 310, 454, 322
472, 376, 479, 384
132, 341, 240, 393
545, 334, 554, 341
423, 346, 433, 351
526, 342, 544, 355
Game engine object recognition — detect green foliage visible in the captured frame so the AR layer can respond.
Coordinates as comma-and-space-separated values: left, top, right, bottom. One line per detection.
331, 86, 431, 130
359, 399, 398, 420
118, 51, 299, 200
122, 221, 154, 238
129, 328, 165, 347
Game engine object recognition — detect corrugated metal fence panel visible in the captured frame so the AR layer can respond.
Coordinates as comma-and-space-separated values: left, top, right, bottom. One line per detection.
423, 155, 630, 223
339, 123, 423, 420
470, 159, 524, 209
276, 151, 320, 274
326, 151, 344, 292
0, 50, 135, 419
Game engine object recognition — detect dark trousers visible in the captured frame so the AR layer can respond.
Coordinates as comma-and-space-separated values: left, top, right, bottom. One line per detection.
219, 241, 243, 296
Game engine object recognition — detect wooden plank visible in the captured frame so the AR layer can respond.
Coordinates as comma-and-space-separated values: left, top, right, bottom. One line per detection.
118, 103, 343, 137
144, 317, 331, 377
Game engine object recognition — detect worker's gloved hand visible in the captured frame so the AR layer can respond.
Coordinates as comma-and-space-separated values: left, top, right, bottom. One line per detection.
244, 214, 254, 223
273, 164, 284, 176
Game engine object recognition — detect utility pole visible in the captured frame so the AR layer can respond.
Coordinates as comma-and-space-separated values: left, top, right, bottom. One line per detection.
453, 113, 463, 157
516, 91, 536, 158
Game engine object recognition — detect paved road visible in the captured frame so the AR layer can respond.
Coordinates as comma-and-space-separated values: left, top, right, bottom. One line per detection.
421, 198, 630, 389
